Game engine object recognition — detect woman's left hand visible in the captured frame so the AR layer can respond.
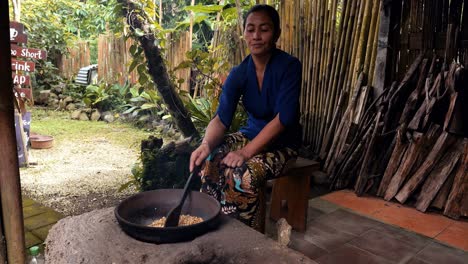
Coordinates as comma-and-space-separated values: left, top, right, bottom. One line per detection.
222, 150, 249, 168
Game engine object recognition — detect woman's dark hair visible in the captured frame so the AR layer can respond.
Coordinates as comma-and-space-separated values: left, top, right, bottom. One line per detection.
243, 5, 281, 37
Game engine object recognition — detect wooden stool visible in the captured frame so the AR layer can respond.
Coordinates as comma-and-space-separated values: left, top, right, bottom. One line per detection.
269, 157, 319, 232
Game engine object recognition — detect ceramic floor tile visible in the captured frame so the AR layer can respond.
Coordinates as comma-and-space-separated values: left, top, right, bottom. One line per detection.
307, 206, 326, 222
314, 209, 386, 236
23, 204, 48, 218
369, 224, 431, 250
23, 211, 62, 230
321, 190, 389, 215
404, 258, 431, 264
24, 232, 41, 248
415, 242, 468, 264
315, 244, 393, 264
349, 230, 421, 263
22, 197, 36, 207
302, 220, 356, 251
308, 198, 340, 214
371, 204, 453, 238
435, 221, 468, 251
31, 223, 56, 241
289, 231, 328, 260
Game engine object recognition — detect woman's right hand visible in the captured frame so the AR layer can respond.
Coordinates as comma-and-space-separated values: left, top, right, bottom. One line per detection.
190, 142, 211, 172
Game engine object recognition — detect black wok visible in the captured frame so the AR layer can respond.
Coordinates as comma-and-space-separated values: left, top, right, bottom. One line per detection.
115, 189, 221, 243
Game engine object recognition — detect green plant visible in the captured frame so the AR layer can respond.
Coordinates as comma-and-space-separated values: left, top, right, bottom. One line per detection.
34, 60, 65, 91
184, 93, 246, 134
121, 86, 169, 125
83, 82, 125, 111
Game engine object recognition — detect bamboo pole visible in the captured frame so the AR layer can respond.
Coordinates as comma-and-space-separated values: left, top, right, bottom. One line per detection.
324, 0, 357, 150
235, 0, 246, 59
318, 0, 338, 148
347, 0, 365, 95
306, 0, 317, 144
300, 0, 312, 143
0, 1, 26, 262
311, 0, 323, 150
363, 0, 380, 76
323, 0, 350, 139
189, 0, 195, 50
353, 0, 373, 85
159, 0, 163, 25
368, 2, 381, 87
310, 0, 322, 148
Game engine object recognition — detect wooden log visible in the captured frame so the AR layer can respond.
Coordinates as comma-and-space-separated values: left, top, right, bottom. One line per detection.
319, 90, 348, 161
444, 66, 467, 135
372, 0, 397, 97
408, 73, 442, 131
415, 138, 464, 212
352, 86, 370, 125
383, 54, 424, 134
444, 140, 468, 219
377, 133, 405, 197
355, 111, 382, 195
395, 131, 458, 204
399, 58, 430, 128
0, 1, 26, 261
431, 167, 456, 210
384, 132, 424, 201
332, 118, 376, 189
324, 73, 364, 172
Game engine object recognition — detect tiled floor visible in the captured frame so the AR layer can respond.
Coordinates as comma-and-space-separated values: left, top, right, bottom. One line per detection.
22, 189, 467, 263
266, 190, 468, 264
22, 196, 63, 251
321, 190, 468, 251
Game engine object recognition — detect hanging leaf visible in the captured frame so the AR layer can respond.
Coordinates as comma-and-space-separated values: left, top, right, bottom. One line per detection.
184, 4, 224, 14
134, 28, 145, 37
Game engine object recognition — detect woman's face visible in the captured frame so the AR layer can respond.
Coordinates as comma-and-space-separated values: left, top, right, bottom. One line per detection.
244, 11, 277, 57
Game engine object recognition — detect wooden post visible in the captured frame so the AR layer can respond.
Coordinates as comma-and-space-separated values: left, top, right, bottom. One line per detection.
189, 0, 195, 50
0, 1, 26, 263
372, 0, 399, 98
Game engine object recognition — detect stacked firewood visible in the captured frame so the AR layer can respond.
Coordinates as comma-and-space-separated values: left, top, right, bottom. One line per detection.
321, 54, 467, 219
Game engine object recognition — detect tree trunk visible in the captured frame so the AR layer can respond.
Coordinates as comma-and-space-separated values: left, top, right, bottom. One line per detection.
118, 0, 199, 139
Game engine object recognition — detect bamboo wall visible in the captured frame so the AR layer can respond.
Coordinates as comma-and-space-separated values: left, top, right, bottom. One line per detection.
58, 41, 90, 79
390, 0, 467, 81
96, 32, 191, 89
257, 0, 382, 152
97, 34, 138, 85
165, 31, 192, 92
254, 0, 467, 153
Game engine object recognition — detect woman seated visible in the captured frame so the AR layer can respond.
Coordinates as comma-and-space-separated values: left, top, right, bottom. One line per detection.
190, 4, 302, 232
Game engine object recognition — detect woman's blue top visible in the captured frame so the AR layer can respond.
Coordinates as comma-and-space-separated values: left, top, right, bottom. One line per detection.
216, 48, 302, 149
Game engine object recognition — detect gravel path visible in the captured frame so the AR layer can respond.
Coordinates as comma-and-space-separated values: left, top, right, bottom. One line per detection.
20, 136, 139, 216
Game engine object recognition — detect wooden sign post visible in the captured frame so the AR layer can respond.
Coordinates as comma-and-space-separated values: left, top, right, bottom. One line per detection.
9, 21, 47, 166
1, 3, 26, 262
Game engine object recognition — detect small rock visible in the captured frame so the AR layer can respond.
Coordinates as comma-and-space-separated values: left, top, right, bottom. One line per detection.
58, 99, 67, 110
276, 218, 291, 247
50, 99, 59, 108
49, 92, 58, 99
71, 110, 82, 120
66, 103, 77, 111
103, 113, 115, 123
64, 96, 73, 104
79, 112, 89, 121
91, 110, 101, 121
36, 90, 51, 105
